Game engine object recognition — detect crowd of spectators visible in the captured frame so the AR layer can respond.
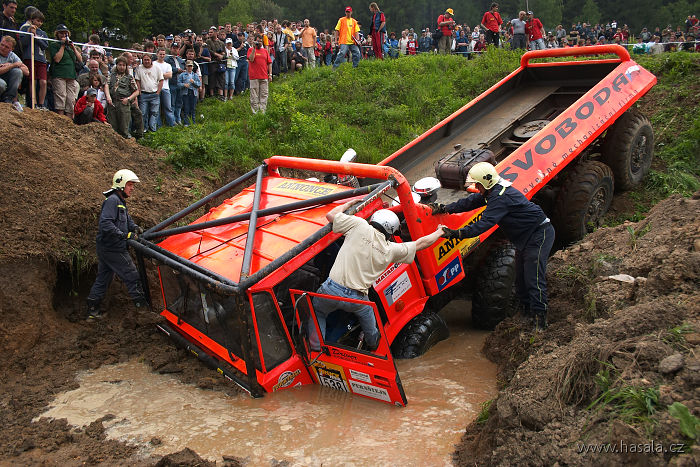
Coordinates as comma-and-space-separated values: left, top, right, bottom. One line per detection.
1, 0, 698, 137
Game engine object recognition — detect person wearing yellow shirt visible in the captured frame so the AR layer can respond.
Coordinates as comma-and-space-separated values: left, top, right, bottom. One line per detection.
333, 6, 361, 69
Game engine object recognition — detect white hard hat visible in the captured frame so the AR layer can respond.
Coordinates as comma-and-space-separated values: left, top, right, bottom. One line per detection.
369, 209, 400, 235
466, 162, 500, 190
112, 169, 140, 190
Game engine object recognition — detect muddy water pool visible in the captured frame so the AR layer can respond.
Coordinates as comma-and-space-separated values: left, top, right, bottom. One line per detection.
38, 302, 496, 465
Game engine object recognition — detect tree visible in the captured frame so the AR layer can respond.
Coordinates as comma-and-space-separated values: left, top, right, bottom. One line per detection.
219, 0, 253, 26
575, 0, 600, 25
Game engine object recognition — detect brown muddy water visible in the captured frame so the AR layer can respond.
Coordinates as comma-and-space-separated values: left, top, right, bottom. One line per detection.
37, 302, 496, 465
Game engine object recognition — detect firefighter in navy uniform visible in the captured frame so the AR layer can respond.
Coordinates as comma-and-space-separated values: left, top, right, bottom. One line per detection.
432, 162, 555, 330
86, 169, 147, 319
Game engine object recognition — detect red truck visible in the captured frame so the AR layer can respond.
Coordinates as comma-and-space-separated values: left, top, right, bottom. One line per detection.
131, 46, 656, 406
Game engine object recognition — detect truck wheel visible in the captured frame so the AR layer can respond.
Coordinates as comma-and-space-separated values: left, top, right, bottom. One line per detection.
471, 242, 516, 330
391, 311, 449, 359
601, 109, 654, 191
553, 161, 614, 245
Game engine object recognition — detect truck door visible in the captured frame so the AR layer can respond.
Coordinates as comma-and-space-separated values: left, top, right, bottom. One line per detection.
290, 289, 407, 406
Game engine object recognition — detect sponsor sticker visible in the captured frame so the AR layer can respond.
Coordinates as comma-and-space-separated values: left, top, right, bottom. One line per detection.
433, 208, 485, 265
349, 369, 372, 383
382, 271, 411, 306
350, 380, 391, 402
435, 256, 462, 291
272, 369, 301, 391
313, 362, 349, 392
273, 180, 339, 197
374, 263, 399, 286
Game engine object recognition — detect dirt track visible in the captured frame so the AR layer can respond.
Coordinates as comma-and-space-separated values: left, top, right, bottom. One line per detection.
0, 98, 698, 465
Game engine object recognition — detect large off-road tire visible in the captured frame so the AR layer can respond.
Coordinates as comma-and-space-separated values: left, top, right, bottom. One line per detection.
601, 109, 654, 191
553, 161, 614, 245
471, 242, 517, 330
391, 311, 449, 359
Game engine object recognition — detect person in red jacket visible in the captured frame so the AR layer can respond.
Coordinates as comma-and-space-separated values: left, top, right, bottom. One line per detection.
74, 88, 108, 125
480, 2, 503, 47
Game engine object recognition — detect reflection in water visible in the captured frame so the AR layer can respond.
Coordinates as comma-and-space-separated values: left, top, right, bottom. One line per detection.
39, 308, 496, 465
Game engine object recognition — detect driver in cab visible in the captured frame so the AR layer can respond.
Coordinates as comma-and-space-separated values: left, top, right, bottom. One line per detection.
309, 199, 444, 351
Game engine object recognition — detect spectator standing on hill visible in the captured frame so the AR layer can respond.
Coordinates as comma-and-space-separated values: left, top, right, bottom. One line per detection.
78, 60, 105, 95
19, 9, 48, 109
510, 11, 528, 50
436, 8, 456, 54
1, 0, 21, 56
178, 60, 200, 126
0, 35, 27, 111
369, 2, 386, 59
224, 38, 238, 100
235, 31, 249, 95
165, 42, 185, 124
247, 33, 272, 114
333, 6, 361, 69
133, 53, 163, 133
480, 2, 502, 47
399, 30, 409, 55
418, 29, 432, 52
273, 24, 288, 73
108, 56, 140, 138
47, 24, 82, 118
154, 48, 175, 127
526, 11, 545, 50
300, 18, 317, 68
86, 169, 147, 320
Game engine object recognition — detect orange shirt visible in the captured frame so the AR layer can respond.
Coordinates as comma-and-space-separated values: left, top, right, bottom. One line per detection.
300, 27, 317, 48
335, 17, 360, 45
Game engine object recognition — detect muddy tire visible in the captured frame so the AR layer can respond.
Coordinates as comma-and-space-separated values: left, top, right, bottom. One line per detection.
601, 109, 654, 191
471, 242, 517, 330
553, 161, 614, 245
391, 311, 449, 359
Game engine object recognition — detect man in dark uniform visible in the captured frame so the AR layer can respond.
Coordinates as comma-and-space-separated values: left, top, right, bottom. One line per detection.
432, 162, 555, 330
86, 169, 147, 319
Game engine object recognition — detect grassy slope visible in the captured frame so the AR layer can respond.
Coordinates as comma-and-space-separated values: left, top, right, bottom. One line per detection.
143, 51, 699, 214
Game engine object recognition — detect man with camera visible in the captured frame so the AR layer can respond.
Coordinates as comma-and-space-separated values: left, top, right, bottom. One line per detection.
247, 33, 272, 114
436, 8, 456, 54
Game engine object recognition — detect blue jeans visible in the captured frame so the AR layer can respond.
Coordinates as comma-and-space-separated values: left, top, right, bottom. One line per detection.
0, 67, 23, 102
235, 59, 248, 93
308, 278, 379, 350
139, 92, 160, 132
159, 88, 175, 127
225, 67, 236, 90
333, 44, 361, 69
181, 90, 197, 125
170, 86, 182, 124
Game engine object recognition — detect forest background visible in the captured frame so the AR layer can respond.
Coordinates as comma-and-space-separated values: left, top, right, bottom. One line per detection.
13, 0, 697, 44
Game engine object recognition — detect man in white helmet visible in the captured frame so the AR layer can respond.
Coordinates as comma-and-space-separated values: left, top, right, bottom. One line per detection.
86, 169, 147, 319
432, 162, 555, 330
309, 199, 444, 351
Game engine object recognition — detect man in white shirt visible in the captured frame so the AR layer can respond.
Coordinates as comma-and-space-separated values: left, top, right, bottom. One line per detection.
309, 199, 444, 351
154, 48, 175, 127
133, 53, 163, 132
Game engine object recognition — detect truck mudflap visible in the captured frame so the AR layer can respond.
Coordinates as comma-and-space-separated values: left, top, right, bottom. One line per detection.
290, 290, 408, 407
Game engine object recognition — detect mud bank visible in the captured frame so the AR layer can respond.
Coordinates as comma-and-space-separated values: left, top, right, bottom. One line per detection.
455, 194, 700, 466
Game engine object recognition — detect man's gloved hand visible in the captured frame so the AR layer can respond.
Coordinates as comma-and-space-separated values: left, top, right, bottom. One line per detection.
441, 227, 462, 240
126, 231, 138, 240
136, 225, 144, 235
428, 203, 446, 215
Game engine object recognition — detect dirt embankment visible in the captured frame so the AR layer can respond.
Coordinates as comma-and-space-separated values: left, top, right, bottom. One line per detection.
0, 104, 239, 465
455, 193, 700, 466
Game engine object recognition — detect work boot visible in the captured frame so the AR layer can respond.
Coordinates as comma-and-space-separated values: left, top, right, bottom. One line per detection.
86, 298, 104, 320
534, 310, 548, 332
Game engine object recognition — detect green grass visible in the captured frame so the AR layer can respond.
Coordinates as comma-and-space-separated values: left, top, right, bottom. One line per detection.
141, 49, 521, 173
476, 399, 494, 424
141, 50, 699, 209
588, 363, 660, 434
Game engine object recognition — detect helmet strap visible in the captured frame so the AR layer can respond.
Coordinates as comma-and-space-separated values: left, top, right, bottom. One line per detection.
369, 221, 393, 241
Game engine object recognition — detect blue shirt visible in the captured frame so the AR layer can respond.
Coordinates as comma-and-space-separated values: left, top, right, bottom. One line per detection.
445, 181, 547, 250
